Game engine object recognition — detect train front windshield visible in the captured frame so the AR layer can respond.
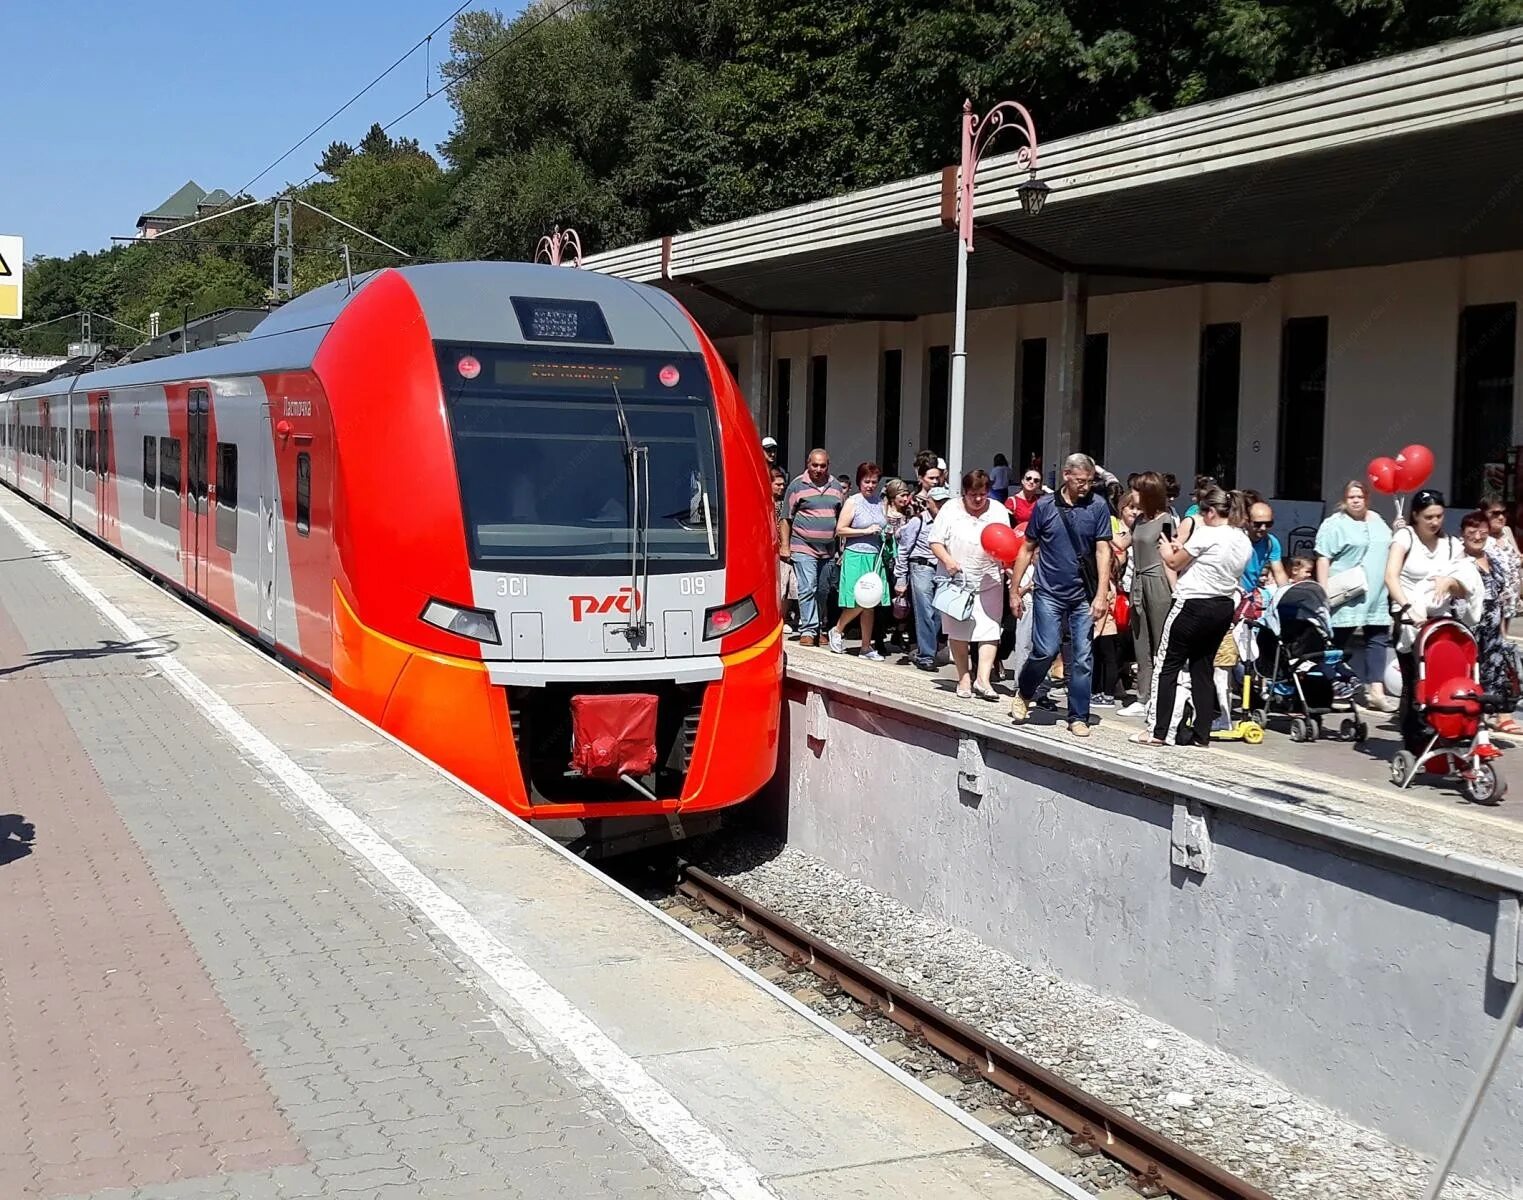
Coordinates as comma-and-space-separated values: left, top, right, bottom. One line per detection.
439, 345, 724, 572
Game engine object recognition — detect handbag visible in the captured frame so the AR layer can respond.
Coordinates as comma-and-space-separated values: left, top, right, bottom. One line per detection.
932, 574, 977, 621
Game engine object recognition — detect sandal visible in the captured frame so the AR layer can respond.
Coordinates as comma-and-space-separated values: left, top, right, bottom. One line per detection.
1493, 716, 1523, 736
955, 686, 973, 700
1129, 732, 1166, 746
972, 682, 999, 701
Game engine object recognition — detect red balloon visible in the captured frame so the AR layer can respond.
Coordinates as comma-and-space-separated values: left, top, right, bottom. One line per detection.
1395, 444, 1435, 492
980, 521, 1021, 565
1367, 456, 1399, 495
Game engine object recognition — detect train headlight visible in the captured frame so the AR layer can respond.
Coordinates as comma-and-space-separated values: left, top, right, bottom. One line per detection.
703, 595, 758, 641
420, 599, 501, 644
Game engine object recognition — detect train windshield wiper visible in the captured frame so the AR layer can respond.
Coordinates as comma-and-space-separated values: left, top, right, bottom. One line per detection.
610, 385, 649, 642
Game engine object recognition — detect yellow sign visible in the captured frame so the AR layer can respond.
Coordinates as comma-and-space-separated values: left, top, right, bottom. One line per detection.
0, 236, 21, 320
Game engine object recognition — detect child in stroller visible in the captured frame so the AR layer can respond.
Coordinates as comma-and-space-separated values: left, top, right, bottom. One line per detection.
1251, 576, 1368, 743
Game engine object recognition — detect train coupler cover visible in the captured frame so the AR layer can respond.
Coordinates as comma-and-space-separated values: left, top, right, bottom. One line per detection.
570, 693, 659, 780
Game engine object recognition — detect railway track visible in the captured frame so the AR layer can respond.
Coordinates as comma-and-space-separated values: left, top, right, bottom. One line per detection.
673, 862, 1274, 1200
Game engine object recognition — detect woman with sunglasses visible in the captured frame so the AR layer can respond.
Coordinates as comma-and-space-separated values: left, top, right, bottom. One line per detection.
1481, 492, 1522, 638
1006, 467, 1045, 526
1385, 488, 1468, 753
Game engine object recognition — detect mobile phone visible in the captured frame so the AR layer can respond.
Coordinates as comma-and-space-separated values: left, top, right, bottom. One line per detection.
1162, 520, 1176, 541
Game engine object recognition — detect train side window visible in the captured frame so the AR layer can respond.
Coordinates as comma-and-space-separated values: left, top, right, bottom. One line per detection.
215, 443, 238, 553
159, 436, 182, 531
295, 452, 311, 537
74, 430, 84, 487
84, 430, 97, 494
142, 436, 157, 520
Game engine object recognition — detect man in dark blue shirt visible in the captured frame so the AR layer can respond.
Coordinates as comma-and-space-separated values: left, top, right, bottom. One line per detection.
1008, 453, 1113, 736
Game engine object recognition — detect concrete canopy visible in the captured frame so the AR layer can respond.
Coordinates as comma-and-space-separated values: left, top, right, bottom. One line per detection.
585, 26, 1523, 338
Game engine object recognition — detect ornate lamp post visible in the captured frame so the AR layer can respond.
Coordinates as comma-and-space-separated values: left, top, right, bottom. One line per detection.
535, 226, 584, 267
948, 99, 1049, 490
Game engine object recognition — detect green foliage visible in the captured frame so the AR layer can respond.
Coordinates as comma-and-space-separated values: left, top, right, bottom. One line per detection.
8, 0, 1520, 354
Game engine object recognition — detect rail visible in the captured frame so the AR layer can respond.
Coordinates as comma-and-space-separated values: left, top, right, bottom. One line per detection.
677, 863, 1275, 1200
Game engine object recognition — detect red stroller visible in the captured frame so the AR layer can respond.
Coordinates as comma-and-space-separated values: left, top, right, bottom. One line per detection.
1389, 618, 1507, 804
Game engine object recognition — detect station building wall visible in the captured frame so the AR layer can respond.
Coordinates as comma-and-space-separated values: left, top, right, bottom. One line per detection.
727, 249, 1523, 521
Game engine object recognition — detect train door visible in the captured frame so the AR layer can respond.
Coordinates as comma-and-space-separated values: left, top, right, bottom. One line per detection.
256, 402, 277, 645
187, 388, 210, 595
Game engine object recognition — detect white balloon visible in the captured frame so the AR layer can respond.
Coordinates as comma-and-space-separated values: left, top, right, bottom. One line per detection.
854, 572, 885, 609
1384, 659, 1403, 697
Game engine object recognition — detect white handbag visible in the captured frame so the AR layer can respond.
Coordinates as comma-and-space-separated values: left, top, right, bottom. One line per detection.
1325, 565, 1367, 608
931, 575, 976, 621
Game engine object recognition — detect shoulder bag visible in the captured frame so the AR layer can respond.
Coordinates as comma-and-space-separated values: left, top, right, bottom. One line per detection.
1326, 518, 1369, 608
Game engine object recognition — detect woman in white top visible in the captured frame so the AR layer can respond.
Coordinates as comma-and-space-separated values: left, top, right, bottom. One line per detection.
1137, 487, 1251, 747
930, 468, 1013, 701
1385, 488, 1468, 753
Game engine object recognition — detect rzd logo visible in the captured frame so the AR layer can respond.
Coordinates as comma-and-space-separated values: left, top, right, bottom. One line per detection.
570, 587, 641, 622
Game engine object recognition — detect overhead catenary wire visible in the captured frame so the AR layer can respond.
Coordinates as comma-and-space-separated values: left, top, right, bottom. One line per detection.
236, 0, 474, 197
290, 0, 582, 192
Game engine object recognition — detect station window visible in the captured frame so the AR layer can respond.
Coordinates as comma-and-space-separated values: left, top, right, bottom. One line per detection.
773, 358, 791, 466
142, 436, 157, 520
1197, 323, 1242, 488
1018, 338, 1047, 474
926, 346, 949, 456
295, 452, 311, 536
879, 350, 902, 476
1453, 303, 1517, 505
215, 443, 238, 552
159, 436, 182, 531
809, 355, 829, 453
1277, 316, 1328, 502
1081, 333, 1109, 462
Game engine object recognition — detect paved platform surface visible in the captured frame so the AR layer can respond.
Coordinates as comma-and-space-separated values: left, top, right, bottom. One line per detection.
788, 638, 1523, 880
0, 486, 1068, 1200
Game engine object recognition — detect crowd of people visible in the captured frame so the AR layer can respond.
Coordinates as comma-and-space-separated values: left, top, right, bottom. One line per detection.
769, 437, 1523, 748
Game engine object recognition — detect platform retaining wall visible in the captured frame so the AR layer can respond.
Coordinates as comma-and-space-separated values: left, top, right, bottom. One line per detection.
762, 675, 1523, 1193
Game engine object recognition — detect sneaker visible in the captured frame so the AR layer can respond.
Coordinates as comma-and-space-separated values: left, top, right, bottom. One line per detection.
828, 629, 846, 654
1010, 694, 1030, 723
1069, 720, 1091, 738
1092, 694, 1115, 708
914, 658, 938, 672
799, 634, 817, 647
1117, 701, 1146, 717
861, 649, 885, 662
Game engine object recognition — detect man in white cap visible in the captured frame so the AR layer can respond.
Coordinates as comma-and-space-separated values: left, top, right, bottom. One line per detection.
761, 436, 781, 474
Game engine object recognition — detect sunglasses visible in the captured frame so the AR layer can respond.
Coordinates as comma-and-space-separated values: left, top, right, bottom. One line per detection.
1413, 490, 1446, 510
1251, 520, 1273, 529
1487, 508, 1506, 517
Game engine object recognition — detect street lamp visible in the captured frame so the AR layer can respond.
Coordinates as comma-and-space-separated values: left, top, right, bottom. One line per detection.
535, 226, 583, 267
948, 99, 1048, 490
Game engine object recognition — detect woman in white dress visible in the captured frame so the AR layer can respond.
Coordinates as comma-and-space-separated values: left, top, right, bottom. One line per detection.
930, 469, 1013, 700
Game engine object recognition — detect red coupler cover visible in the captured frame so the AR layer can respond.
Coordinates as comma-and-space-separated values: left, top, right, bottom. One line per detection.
570, 693, 659, 780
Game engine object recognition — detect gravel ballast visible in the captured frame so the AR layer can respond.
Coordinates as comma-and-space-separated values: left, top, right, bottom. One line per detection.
690, 834, 1508, 1200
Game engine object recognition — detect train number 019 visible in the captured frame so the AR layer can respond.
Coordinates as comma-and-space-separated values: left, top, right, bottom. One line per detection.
678, 576, 706, 596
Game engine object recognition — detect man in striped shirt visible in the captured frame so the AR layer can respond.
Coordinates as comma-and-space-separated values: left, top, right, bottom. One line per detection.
781, 449, 845, 646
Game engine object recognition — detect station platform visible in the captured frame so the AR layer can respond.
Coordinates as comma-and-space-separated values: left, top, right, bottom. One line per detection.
786, 639, 1523, 884
0, 485, 1075, 1200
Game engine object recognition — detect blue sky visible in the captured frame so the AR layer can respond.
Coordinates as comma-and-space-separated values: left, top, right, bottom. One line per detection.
9, 2, 503, 260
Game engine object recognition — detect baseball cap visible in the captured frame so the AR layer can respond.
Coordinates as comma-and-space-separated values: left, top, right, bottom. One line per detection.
927, 486, 952, 502
761, 436, 777, 448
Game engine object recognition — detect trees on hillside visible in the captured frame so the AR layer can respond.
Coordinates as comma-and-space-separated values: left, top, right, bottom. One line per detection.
8, 0, 1521, 352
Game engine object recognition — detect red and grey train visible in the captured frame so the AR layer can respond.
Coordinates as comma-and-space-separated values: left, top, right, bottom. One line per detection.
1, 262, 783, 852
